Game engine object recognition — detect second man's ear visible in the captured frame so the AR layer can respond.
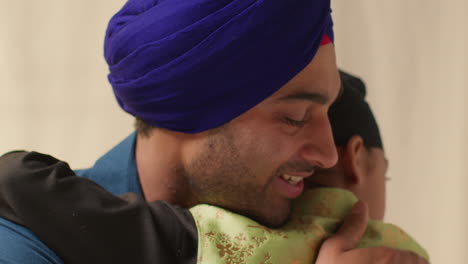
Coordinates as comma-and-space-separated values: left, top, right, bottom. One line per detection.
342, 135, 367, 185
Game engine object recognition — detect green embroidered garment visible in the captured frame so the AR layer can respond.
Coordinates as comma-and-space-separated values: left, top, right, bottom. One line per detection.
190, 188, 429, 264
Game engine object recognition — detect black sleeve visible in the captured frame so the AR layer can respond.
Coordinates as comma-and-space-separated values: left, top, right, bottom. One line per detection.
0, 151, 198, 264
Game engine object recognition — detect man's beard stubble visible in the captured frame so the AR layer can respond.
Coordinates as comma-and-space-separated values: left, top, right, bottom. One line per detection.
179, 128, 289, 227
179, 127, 316, 227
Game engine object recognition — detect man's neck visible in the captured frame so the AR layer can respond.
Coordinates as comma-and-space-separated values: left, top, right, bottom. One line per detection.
135, 131, 196, 208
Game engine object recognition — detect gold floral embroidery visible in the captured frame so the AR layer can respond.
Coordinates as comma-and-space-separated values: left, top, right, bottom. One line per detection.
313, 192, 339, 216
259, 253, 272, 264
216, 242, 235, 257
216, 210, 225, 219
286, 217, 312, 234
204, 231, 262, 263
234, 233, 247, 242
205, 231, 216, 237
248, 225, 288, 239
192, 189, 429, 264
251, 236, 267, 247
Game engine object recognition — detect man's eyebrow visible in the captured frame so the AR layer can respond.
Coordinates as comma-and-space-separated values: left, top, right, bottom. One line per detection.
275, 92, 329, 105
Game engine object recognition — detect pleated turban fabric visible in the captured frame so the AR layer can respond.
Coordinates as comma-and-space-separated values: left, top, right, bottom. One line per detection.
104, 0, 334, 133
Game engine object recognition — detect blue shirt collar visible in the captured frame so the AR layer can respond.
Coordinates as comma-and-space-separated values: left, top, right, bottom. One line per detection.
75, 132, 143, 196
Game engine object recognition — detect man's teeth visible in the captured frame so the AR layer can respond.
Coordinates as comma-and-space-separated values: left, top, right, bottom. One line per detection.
281, 174, 303, 185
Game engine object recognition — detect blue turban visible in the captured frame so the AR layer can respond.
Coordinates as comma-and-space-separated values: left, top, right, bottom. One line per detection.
105, 0, 334, 133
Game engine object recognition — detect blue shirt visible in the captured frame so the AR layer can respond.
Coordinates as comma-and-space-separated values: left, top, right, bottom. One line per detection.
0, 133, 140, 263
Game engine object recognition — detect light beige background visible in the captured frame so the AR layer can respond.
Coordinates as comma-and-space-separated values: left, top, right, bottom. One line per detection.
0, 1, 467, 263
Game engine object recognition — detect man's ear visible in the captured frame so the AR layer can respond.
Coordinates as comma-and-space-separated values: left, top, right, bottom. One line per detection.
342, 135, 367, 185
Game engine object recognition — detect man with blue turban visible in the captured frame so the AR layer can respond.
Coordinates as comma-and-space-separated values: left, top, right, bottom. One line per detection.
0, 0, 427, 263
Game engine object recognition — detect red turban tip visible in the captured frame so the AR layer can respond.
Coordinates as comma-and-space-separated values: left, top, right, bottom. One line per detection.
320, 34, 332, 46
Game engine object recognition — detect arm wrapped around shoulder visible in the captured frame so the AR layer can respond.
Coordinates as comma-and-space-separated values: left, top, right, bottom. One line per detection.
0, 151, 198, 264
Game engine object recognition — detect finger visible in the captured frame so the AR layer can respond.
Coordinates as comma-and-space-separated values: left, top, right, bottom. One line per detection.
342, 247, 392, 263
322, 200, 369, 252
394, 251, 429, 264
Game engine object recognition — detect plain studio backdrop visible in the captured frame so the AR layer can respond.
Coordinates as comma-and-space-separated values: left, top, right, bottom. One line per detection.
1, 1, 467, 263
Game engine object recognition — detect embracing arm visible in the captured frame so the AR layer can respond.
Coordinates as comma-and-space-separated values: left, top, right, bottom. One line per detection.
0, 151, 197, 264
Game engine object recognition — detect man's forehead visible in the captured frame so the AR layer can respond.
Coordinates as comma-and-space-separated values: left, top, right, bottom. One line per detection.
267, 71, 342, 106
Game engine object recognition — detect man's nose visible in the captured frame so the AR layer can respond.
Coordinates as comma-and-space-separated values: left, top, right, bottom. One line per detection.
297, 117, 338, 169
